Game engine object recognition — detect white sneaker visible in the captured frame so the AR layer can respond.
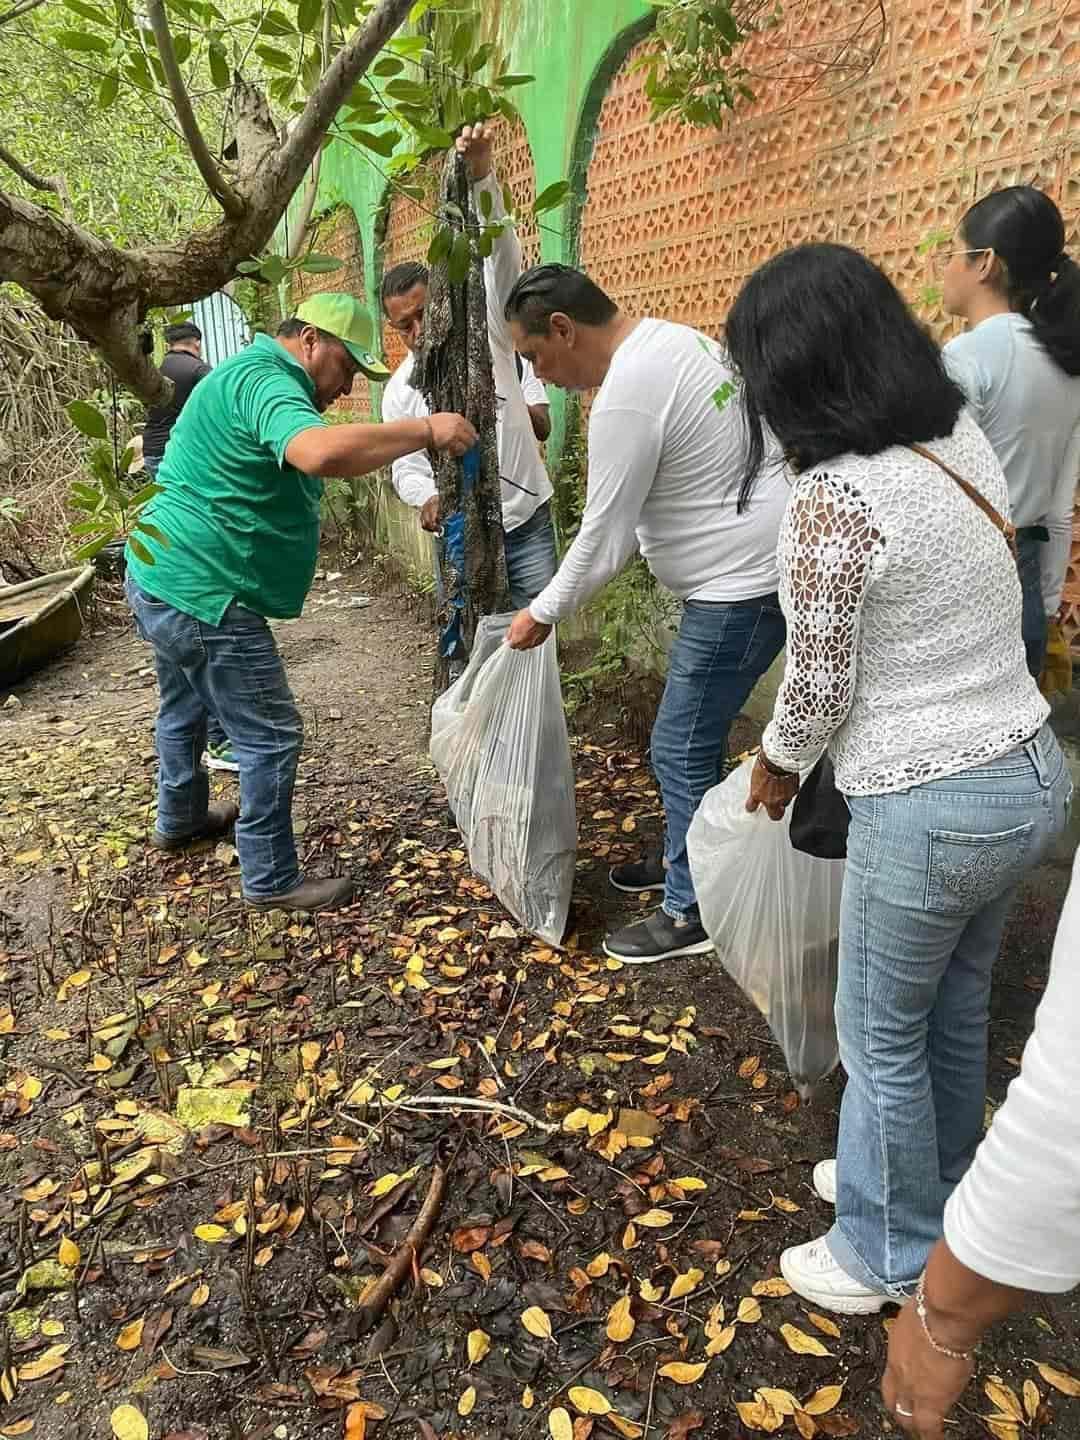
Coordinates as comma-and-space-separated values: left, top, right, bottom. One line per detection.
813, 1159, 837, 1205
780, 1236, 891, 1315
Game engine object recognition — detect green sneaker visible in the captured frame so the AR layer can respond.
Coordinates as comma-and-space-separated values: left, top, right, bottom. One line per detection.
205, 741, 240, 774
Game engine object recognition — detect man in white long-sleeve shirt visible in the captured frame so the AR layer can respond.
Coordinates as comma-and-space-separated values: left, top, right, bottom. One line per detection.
505, 264, 790, 964
379, 124, 557, 611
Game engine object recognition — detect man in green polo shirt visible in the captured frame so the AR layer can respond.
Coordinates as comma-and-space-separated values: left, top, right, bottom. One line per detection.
125, 293, 476, 913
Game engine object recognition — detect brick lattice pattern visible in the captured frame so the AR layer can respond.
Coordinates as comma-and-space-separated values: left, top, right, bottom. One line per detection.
378, 115, 540, 373
292, 204, 371, 417
580, 0, 1080, 649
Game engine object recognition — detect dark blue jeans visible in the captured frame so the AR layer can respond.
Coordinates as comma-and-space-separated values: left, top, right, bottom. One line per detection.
1016, 529, 1048, 679
652, 594, 787, 922
125, 576, 303, 898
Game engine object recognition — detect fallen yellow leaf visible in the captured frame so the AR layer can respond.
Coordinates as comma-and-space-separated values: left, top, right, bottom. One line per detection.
736, 1396, 784, 1434
569, 1385, 611, 1415
984, 1381, 1023, 1422
737, 1297, 762, 1324
522, 1386, 534, 1410
116, 1317, 145, 1351
549, 1408, 573, 1440
457, 1385, 476, 1417
758, 1388, 799, 1416
190, 1282, 210, 1308
193, 1223, 229, 1243
57, 1236, 80, 1269
705, 1324, 737, 1355
984, 1421, 1019, 1440
671, 1176, 707, 1191
521, 1306, 553, 1341
635, 1209, 673, 1228
751, 1277, 792, 1298
780, 1323, 830, 1357
807, 1312, 841, 1339
586, 1252, 612, 1278
110, 1406, 148, 1440
1023, 1379, 1041, 1422
606, 1295, 635, 1343
668, 1267, 704, 1301
657, 1361, 708, 1384
467, 1329, 491, 1364
17, 1345, 70, 1382
801, 1384, 844, 1416
1035, 1364, 1080, 1397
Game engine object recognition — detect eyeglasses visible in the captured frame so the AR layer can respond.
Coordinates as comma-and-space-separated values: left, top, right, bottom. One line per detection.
931, 246, 992, 270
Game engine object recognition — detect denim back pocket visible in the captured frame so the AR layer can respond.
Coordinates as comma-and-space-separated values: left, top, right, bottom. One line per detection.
925, 823, 1035, 916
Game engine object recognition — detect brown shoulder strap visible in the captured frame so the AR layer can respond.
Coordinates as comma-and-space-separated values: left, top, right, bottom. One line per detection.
908, 442, 1018, 555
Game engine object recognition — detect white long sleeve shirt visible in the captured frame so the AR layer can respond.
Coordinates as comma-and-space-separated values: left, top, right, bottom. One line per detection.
944, 846, 1080, 1292
762, 410, 1048, 795
380, 173, 552, 533
528, 320, 790, 626
944, 313, 1080, 614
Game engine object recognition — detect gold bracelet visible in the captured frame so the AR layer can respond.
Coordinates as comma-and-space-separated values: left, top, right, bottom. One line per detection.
915, 1277, 975, 1363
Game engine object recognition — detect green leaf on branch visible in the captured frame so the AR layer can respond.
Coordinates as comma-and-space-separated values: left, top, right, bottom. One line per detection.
346, 127, 400, 157
297, 253, 344, 274
98, 69, 120, 107
67, 401, 109, 440
73, 533, 115, 562
373, 56, 404, 76
258, 9, 296, 35
385, 79, 430, 105
255, 44, 294, 71
128, 483, 164, 507
208, 41, 229, 89
478, 188, 493, 219
56, 28, 110, 52
296, 0, 320, 33
447, 233, 471, 285
494, 72, 534, 88
132, 521, 169, 547
533, 180, 572, 215
388, 35, 428, 59
427, 227, 452, 266
61, 0, 110, 24
126, 536, 155, 566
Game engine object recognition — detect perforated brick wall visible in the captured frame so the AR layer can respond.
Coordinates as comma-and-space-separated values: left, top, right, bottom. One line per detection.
292, 204, 371, 417
579, 0, 1080, 647
378, 116, 540, 374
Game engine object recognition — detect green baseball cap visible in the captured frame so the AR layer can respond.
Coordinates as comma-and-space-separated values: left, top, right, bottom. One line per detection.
294, 292, 391, 380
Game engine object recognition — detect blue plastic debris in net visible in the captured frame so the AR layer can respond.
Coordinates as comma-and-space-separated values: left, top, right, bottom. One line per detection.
437, 443, 479, 661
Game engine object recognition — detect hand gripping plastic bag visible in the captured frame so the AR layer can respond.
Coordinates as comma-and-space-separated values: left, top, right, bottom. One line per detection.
430, 614, 576, 946
687, 755, 845, 1098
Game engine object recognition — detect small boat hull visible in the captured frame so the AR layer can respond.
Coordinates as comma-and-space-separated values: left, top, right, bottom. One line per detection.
0, 567, 96, 688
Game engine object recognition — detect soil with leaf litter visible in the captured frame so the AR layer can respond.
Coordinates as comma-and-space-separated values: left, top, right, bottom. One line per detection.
0, 566, 1078, 1440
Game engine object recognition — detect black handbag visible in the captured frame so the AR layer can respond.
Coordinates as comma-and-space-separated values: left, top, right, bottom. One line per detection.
789, 753, 849, 859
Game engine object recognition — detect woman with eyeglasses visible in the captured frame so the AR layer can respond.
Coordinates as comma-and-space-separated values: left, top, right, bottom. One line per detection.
939, 186, 1080, 677
729, 243, 1070, 1327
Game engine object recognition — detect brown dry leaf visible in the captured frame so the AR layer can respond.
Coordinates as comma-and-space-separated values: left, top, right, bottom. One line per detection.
57, 1236, 80, 1269
609, 1417, 644, 1439
757, 1389, 799, 1416
472, 1251, 492, 1281
1023, 1380, 1041, 1422
772, 1195, 801, 1213
607, 1295, 635, 1343
705, 1325, 737, 1356
807, 1313, 842, 1339
522, 1306, 554, 1341
458, 1385, 477, 1417
569, 1386, 611, 1416
780, 1324, 831, 1357
1, 1421, 35, 1436
636, 1209, 674, 1228
1036, 1363, 1080, 1397
658, 1362, 708, 1385
549, 1409, 574, 1440
451, 1225, 491, 1254
664, 1414, 704, 1440
110, 1407, 148, 1440
668, 1267, 704, 1301
344, 1404, 367, 1440
521, 1240, 552, 1263
751, 1277, 792, 1298
801, 1385, 844, 1416
984, 1381, 1023, 1422
738, 1056, 761, 1079
116, 1318, 145, 1351
467, 1330, 491, 1364
736, 1297, 762, 1324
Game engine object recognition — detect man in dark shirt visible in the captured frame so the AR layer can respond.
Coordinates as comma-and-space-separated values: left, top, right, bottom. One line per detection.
143, 322, 212, 475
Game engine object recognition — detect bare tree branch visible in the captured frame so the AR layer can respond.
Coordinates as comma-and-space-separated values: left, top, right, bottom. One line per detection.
0, 0, 46, 25
145, 0, 245, 219
0, 142, 65, 201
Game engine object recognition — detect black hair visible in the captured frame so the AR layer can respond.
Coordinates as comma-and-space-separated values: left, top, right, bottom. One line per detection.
504, 263, 619, 334
276, 318, 340, 348
164, 321, 202, 345
726, 243, 966, 496
380, 261, 430, 312
959, 185, 1080, 376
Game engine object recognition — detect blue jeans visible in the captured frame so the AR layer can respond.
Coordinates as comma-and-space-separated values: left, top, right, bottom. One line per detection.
828, 725, 1071, 1296
1016, 529, 1048, 679
651, 594, 787, 922
125, 576, 303, 898
141, 456, 227, 751
432, 500, 558, 612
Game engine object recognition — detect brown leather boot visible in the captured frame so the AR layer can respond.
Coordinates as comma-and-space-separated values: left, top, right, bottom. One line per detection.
151, 801, 239, 852
243, 875, 355, 914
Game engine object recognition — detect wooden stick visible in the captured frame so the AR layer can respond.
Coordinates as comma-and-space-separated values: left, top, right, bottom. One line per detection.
355, 1162, 447, 1334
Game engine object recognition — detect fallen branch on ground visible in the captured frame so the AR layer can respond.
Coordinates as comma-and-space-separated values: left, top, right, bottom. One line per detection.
354, 1161, 448, 1333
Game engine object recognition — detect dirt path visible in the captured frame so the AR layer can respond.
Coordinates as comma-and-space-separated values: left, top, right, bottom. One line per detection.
0, 567, 1077, 1440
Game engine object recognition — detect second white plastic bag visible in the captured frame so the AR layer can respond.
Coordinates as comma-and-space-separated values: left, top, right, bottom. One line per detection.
430, 614, 576, 946
687, 755, 845, 1097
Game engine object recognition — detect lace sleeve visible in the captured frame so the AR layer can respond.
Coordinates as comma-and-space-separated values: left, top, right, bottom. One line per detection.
763, 473, 885, 774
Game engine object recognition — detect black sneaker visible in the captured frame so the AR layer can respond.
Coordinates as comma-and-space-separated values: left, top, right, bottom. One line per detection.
608, 855, 666, 894
603, 909, 714, 964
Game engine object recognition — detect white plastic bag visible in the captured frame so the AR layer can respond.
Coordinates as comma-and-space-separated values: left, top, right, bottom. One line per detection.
430, 614, 576, 946
687, 755, 844, 1097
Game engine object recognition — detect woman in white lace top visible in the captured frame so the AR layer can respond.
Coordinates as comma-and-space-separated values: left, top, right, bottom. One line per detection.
725, 244, 1071, 1336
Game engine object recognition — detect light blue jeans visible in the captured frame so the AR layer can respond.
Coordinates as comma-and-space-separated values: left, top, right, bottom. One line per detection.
126, 575, 303, 898
828, 725, 1071, 1295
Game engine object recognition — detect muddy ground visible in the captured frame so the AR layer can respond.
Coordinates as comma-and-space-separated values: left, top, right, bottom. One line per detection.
0, 562, 1077, 1440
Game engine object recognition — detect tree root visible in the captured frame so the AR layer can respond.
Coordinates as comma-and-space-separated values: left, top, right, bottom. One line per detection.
353, 1161, 447, 1335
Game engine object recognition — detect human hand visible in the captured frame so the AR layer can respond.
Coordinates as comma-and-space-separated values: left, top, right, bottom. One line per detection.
507, 608, 551, 650
881, 1295, 974, 1440
456, 121, 495, 181
420, 496, 440, 533
427, 413, 477, 457
746, 753, 800, 820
